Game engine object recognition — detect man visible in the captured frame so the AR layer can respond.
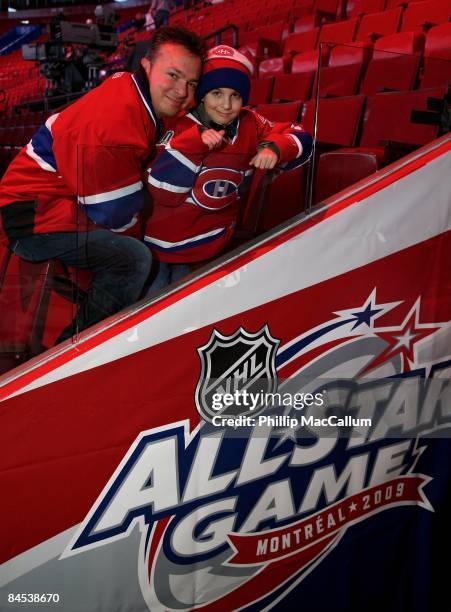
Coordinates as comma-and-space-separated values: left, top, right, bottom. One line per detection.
149, 0, 175, 29
0, 27, 203, 343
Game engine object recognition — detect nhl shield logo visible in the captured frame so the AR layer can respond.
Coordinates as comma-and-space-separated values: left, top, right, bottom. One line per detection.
195, 326, 279, 422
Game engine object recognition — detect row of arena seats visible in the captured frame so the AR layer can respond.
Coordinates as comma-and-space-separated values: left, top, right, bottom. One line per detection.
251, 86, 447, 216
242, 5, 451, 77
172, 0, 451, 47
249, 24, 451, 104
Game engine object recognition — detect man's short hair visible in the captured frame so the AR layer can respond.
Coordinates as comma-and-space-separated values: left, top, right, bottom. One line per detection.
146, 27, 205, 63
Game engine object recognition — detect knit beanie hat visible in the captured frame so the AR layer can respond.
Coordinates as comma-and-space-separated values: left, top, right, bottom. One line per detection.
196, 45, 254, 105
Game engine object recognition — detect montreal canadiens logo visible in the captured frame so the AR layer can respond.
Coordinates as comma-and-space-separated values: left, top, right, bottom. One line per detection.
191, 167, 242, 210
213, 46, 234, 57
65, 290, 449, 611
195, 326, 279, 423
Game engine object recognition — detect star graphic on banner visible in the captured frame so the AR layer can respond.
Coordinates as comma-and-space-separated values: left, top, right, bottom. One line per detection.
272, 418, 301, 448
333, 288, 402, 331
271, 406, 310, 448
349, 502, 358, 512
361, 298, 442, 374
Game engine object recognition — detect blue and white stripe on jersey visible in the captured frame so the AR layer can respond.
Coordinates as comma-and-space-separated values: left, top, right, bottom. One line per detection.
79, 180, 144, 229
26, 114, 59, 172
131, 73, 158, 128
144, 226, 226, 253
148, 148, 201, 193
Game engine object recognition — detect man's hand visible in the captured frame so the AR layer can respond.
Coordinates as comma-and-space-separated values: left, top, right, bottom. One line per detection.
201, 128, 225, 150
249, 148, 278, 169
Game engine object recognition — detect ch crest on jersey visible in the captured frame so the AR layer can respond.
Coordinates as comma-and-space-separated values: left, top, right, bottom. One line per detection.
191, 167, 243, 209
195, 326, 279, 422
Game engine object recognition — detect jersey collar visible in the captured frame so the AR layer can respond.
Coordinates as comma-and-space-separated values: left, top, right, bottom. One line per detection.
132, 66, 164, 138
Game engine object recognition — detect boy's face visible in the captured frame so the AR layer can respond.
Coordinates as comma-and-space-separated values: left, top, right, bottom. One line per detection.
203, 87, 243, 125
142, 43, 201, 118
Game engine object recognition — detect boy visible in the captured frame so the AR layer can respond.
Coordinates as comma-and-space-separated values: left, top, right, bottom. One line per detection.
144, 45, 313, 291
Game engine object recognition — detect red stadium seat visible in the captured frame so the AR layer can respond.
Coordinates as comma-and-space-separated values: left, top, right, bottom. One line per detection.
315, 0, 342, 19
359, 30, 425, 94
248, 77, 275, 105
424, 22, 451, 60
319, 62, 363, 96
259, 165, 309, 231
258, 57, 287, 77
292, 2, 316, 21
293, 16, 318, 34
272, 72, 314, 102
266, 9, 291, 27
345, 0, 358, 17
401, 0, 451, 32
360, 87, 448, 147
328, 41, 373, 67
350, 0, 387, 18
319, 17, 360, 45
239, 22, 285, 59
372, 31, 425, 59
284, 30, 319, 55
314, 148, 384, 203
282, 21, 292, 43
356, 7, 403, 42
385, 0, 422, 8
255, 101, 303, 122
302, 95, 366, 145
292, 47, 330, 74
421, 59, 451, 90
359, 54, 420, 94
239, 20, 286, 58
421, 23, 451, 88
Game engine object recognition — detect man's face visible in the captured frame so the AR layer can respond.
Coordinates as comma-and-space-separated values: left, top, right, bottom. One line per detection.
142, 43, 201, 118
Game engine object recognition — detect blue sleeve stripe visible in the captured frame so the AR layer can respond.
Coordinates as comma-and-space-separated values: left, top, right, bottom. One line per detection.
150, 150, 198, 189
144, 227, 225, 252
78, 180, 143, 205
27, 124, 57, 171
81, 189, 144, 230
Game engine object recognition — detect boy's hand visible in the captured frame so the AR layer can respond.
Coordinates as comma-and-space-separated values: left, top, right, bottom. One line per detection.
249, 148, 278, 169
201, 128, 225, 150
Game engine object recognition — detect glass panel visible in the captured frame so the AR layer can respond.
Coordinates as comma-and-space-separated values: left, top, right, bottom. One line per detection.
0, 249, 75, 377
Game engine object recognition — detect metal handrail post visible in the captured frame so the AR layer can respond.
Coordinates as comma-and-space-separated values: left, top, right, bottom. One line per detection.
304, 41, 326, 214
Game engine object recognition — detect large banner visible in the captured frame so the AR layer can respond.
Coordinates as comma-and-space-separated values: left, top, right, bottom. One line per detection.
1, 137, 450, 611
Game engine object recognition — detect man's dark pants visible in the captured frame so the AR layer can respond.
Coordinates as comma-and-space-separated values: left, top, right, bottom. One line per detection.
9, 230, 152, 343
